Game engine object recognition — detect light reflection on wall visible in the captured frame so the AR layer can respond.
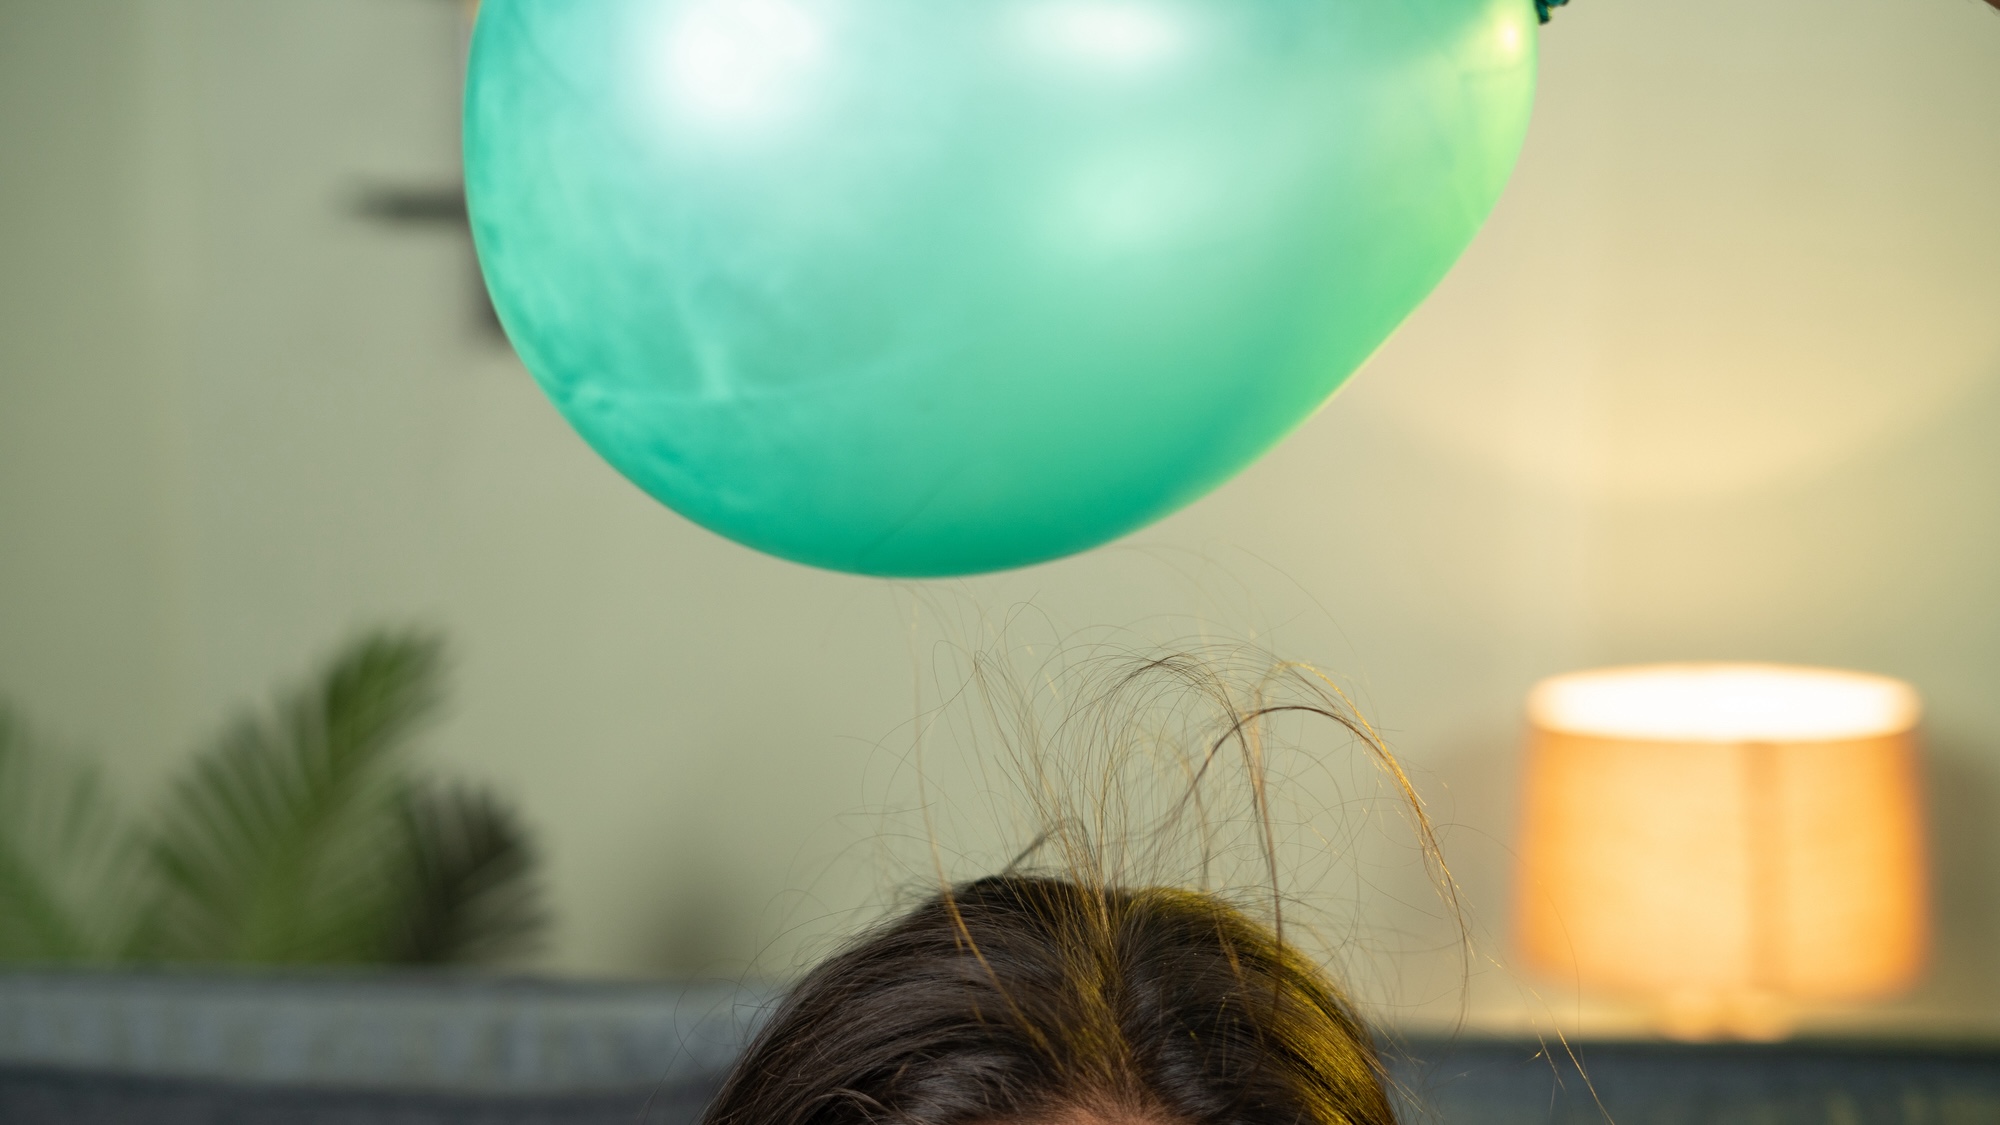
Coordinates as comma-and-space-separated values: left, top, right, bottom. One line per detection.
1353, 0, 2000, 502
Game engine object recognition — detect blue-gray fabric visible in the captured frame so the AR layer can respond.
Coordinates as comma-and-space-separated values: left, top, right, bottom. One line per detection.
1385, 1038, 2000, 1124
4, 972, 1999, 1124
0, 1064, 716, 1125
0, 972, 769, 1093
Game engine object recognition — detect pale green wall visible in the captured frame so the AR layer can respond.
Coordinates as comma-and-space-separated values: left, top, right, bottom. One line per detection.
2, 0, 1998, 1034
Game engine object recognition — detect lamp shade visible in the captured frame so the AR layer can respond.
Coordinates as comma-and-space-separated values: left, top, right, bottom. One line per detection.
1515, 664, 1927, 1037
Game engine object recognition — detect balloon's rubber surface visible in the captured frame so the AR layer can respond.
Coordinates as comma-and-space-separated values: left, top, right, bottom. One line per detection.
466, 0, 1537, 575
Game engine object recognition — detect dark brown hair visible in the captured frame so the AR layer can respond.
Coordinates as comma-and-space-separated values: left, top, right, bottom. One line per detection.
700, 874, 1397, 1125
699, 647, 1439, 1125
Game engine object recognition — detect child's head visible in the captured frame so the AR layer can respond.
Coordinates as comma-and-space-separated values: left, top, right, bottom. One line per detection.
701, 645, 1436, 1125
701, 873, 1395, 1125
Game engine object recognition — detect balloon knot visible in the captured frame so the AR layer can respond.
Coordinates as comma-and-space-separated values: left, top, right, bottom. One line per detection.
1536, 0, 1570, 23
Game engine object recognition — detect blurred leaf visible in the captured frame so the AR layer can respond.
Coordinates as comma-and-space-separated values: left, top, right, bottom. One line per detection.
133, 632, 445, 963
4, 628, 548, 969
386, 781, 548, 965
0, 706, 138, 962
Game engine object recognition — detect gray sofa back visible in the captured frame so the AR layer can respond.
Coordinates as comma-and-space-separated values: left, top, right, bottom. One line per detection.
0, 970, 770, 1124
6, 971, 2000, 1124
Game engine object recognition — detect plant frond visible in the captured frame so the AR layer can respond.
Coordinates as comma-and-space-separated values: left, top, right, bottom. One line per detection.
133, 631, 446, 963
385, 781, 549, 965
0, 705, 139, 962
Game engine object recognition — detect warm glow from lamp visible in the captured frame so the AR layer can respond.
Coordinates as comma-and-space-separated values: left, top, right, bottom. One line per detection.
1516, 664, 1928, 1040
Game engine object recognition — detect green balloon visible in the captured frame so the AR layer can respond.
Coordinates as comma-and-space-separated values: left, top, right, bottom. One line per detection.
465, 0, 1536, 576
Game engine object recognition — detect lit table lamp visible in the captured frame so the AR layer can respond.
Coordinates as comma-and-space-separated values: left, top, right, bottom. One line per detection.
1514, 664, 1928, 1039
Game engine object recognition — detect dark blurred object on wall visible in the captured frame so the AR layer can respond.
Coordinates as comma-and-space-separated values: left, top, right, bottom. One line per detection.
353, 184, 506, 339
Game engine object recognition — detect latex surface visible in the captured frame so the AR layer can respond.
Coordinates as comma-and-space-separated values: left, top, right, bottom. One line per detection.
466, 0, 1537, 576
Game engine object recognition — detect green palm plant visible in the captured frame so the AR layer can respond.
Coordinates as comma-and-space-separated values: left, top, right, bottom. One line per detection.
0, 631, 547, 967
385, 781, 546, 964
0, 709, 137, 961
